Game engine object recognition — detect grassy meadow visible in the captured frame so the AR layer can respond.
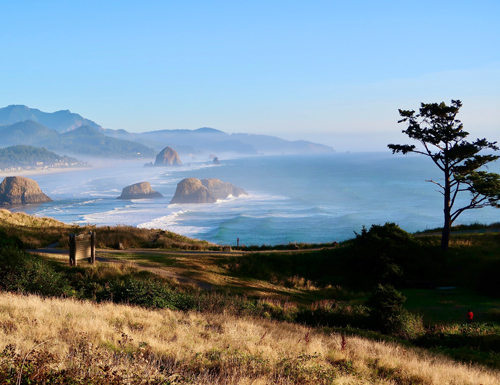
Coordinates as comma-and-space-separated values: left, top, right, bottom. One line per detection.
2, 292, 500, 384
2, 210, 500, 383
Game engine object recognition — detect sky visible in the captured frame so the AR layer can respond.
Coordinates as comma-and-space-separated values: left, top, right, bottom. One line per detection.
1, 1, 499, 151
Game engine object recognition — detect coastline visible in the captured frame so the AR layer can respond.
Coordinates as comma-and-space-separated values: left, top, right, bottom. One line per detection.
0, 166, 93, 178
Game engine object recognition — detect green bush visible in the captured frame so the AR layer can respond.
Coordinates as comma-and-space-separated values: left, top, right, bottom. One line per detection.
368, 285, 403, 330
0, 230, 23, 249
225, 223, 445, 292
366, 284, 424, 339
0, 246, 71, 296
100, 277, 194, 310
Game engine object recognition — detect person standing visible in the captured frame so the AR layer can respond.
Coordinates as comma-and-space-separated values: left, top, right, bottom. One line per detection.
467, 309, 473, 324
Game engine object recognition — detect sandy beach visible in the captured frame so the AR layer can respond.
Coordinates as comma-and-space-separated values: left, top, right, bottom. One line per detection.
0, 166, 93, 179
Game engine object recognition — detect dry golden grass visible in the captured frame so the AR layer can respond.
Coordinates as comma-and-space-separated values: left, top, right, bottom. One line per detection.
0, 210, 213, 250
0, 209, 71, 228
1, 292, 499, 384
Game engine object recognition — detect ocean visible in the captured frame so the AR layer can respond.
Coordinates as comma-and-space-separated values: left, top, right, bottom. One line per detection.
10, 153, 500, 246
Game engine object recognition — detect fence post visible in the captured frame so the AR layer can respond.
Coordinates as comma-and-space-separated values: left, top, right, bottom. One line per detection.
90, 231, 96, 264
69, 234, 76, 266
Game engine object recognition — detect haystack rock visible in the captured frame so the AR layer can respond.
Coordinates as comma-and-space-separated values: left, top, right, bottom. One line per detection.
154, 147, 182, 166
170, 178, 247, 204
213, 157, 221, 165
117, 182, 163, 200
0, 176, 52, 205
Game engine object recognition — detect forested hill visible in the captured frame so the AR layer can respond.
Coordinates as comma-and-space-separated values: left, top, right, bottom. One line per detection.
0, 122, 156, 159
0, 145, 84, 169
45, 126, 156, 158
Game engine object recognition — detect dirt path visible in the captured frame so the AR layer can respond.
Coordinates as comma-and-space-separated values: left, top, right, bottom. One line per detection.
27, 246, 213, 291
28, 244, 333, 291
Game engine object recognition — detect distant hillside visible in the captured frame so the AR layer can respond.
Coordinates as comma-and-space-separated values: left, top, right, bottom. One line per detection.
46, 126, 156, 158
0, 105, 101, 133
0, 105, 335, 156
0, 121, 156, 159
230, 133, 334, 154
0, 120, 59, 146
0, 145, 83, 169
105, 126, 333, 155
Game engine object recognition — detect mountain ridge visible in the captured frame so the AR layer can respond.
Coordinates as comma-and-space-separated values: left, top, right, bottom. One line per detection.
0, 121, 156, 159
0, 105, 101, 133
0, 105, 335, 156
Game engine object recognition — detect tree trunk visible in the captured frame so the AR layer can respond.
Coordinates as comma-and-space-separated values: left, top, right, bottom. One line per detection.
441, 165, 452, 251
441, 212, 451, 251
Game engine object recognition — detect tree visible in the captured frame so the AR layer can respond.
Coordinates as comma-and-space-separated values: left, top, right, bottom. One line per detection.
388, 100, 500, 250
367, 284, 406, 332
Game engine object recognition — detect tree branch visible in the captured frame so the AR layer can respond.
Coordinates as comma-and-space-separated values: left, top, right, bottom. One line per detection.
426, 179, 445, 190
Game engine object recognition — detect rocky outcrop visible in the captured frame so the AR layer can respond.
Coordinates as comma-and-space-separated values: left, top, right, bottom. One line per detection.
213, 157, 221, 165
170, 178, 247, 204
200, 178, 247, 200
154, 147, 182, 166
170, 178, 214, 204
117, 182, 163, 199
0, 176, 52, 205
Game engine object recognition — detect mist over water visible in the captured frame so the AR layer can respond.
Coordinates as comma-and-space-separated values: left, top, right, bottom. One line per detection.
11, 153, 500, 246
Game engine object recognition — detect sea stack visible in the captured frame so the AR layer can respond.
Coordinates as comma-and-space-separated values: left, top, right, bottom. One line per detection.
154, 147, 182, 166
0, 176, 52, 205
117, 182, 163, 199
213, 157, 221, 165
170, 178, 247, 204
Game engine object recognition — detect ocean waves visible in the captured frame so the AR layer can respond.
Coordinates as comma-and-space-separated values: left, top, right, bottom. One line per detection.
12, 154, 500, 246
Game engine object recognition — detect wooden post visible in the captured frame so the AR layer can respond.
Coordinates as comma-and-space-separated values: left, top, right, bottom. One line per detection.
90, 231, 96, 264
69, 234, 76, 266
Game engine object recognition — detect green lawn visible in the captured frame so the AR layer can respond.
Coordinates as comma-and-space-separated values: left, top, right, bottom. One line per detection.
403, 288, 500, 324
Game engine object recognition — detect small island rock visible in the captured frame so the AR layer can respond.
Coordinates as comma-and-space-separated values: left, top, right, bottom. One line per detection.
0, 176, 52, 205
213, 157, 221, 165
118, 182, 163, 199
154, 147, 182, 166
170, 178, 247, 204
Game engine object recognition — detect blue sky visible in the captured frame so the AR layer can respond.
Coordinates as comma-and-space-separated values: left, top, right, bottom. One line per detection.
1, 1, 499, 151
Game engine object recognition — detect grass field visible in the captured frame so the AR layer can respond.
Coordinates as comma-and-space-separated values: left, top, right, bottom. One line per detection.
403, 289, 500, 325
3, 213, 500, 381
2, 292, 500, 385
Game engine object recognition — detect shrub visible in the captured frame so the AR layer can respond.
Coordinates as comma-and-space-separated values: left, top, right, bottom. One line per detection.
368, 284, 404, 331
0, 246, 71, 296
104, 277, 194, 310
0, 230, 23, 249
366, 284, 424, 339
346, 223, 444, 288
392, 309, 425, 340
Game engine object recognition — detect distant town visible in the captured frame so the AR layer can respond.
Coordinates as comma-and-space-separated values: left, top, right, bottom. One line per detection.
0, 159, 91, 173
0, 145, 91, 173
